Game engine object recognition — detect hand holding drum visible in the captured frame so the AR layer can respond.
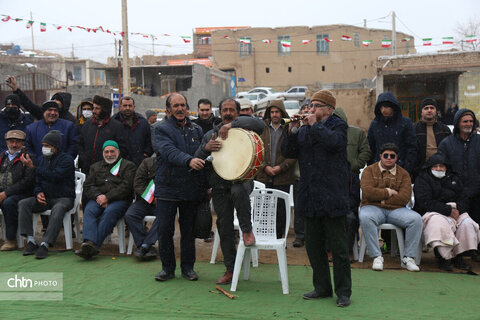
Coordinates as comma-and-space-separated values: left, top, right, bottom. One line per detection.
205, 133, 222, 152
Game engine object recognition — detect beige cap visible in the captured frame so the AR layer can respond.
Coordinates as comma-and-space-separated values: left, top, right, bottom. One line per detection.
237, 98, 253, 110
5, 130, 26, 141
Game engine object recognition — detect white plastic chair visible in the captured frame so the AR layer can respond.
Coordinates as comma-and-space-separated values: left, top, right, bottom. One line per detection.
0, 209, 24, 248
210, 180, 265, 265
32, 171, 85, 250
231, 188, 291, 295
127, 215, 156, 255
288, 184, 295, 228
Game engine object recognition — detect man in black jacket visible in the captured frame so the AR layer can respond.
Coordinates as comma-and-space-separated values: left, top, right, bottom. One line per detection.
0, 130, 35, 251
18, 130, 75, 259
413, 98, 451, 179
192, 98, 221, 134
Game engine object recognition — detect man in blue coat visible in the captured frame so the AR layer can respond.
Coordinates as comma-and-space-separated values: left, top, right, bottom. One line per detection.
282, 90, 351, 307
367, 92, 417, 175
153, 93, 206, 282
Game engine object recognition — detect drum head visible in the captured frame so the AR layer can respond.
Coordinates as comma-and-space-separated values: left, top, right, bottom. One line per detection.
211, 128, 255, 181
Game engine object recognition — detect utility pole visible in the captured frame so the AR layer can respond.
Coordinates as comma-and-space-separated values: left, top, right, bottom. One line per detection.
152, 36, 155, 56
117, 39, 123, 98
71, 43, 75, 59
121, 0, 131, 96
363, 19, 367, 28
392, 11, 397, 56
30, 12, 35, 50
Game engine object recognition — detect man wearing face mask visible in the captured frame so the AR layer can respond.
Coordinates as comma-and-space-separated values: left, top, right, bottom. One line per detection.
76, 140, 136, 260
438, 109, 480, 261
0, 94, 33, 152
77, 95, 128, 176
0, 130, 35, 251
75, 98, 94, 128
18, 130, 75, 259
25, 100, 78, 161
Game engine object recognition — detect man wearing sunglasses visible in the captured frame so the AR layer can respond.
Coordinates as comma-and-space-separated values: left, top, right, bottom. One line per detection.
359, 143, 422, 272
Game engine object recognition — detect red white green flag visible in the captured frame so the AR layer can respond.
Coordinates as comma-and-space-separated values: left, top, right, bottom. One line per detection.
26, 20, 34, 29
442, 37, 454, 44
40, 22, 46, 32
110, 159, 122, 176
53, 24, 62, 30
141, 180, 155, 204
401, 38, 411, 42
67, 27, 72, 32
381, 40, 392, 48
465, 35, 477, 43
1, 15, 11, 22
341, 35, 352, 41
240, 38, 251, 44
302, 39, 312, 44
362, 40, 372, 46
262, 39, 271, 44
323, 38, 333, 42
422, 38, 432, 46
223, 35, 230, 39
281, 40, 291, 47
201, 36, 210, 40
181, 36, 191, 43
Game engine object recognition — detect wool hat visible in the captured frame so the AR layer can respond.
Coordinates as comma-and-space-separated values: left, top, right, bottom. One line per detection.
420, 98, 437, 110
42, 130, 62, 150
145, 109, 157, 119
311, 89, 336, 108
42, 100, 60, 113
93, 95, 113, 114
4, 94, 21, 107
103, 140, 119, 150
5, 130, 26, 141
237, 98, 253, 110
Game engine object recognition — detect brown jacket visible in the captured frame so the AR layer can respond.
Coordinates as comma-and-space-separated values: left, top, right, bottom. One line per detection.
256, 99, 296, 186
360, 162, 412, 210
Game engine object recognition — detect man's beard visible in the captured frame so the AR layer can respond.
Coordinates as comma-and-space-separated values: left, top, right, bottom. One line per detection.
105, 155, 119, 164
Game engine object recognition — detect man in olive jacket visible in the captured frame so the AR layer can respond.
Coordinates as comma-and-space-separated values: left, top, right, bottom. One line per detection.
75, 140, 136, 260
256, 99, 296, 238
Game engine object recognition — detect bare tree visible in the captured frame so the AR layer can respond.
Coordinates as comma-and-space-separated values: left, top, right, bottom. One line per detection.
455, 16, 479, 50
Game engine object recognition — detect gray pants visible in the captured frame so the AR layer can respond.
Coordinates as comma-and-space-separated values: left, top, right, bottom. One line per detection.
18, 197, 74, 246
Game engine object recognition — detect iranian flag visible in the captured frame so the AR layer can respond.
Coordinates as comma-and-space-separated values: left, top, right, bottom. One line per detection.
442, 37, 454, 44
1, 15, 11, 22
362, 40, 372, 47
323, 38, 333, 42
40, 22, 46, 32
381, 40, 392, 48
262, 39, 271, 44
240, 38, 251, 44
26, 20, 34, 29
465, 35, 477, 43
341, 35, 352, 41
181, 36, 191, 43
141, 180, 155, 204
422, 38, 432, 46
281, 40, 291, 47
201, 36, 210, 40
98, 26, 104, 32
67, 27, 72, 32
223, 35, 230, 39
53, 24, 62, 30
302, 39, 312, 44
401, 38, 411, 42
110, 159, 122, 176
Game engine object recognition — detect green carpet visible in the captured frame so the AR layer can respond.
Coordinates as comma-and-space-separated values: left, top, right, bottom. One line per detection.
0, 252, 479, 319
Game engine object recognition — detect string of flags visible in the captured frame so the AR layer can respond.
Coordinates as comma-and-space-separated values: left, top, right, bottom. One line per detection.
1, 13, 477, 48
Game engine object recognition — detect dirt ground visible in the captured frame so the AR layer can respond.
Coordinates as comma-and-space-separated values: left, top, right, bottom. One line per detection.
6, 215, 479, 276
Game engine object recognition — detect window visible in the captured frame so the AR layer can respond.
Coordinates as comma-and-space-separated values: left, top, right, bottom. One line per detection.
278, 35, 290, 56
239, 37, 252, 57
288, 66, 292, 72
74, 66, 82, 81
354, 33, 360, 47
299, 87, 305, 93
266, 67, 270, 73
316, 34, 330, 54
322, 66, 325, 71
197, 36, 211, 45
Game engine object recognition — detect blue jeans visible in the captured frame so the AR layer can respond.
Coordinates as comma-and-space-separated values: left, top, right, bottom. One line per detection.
82, 200, 129, 248
1, 194, 28, 241
359, 205, 423, 259
124, 201, 157, 248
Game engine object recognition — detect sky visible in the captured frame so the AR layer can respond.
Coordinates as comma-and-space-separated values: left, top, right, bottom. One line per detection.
0, 0, 478, 63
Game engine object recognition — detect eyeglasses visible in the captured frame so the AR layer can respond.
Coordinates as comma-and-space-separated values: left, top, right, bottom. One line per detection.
382, 153, 396, 159
310, 103, 329, 109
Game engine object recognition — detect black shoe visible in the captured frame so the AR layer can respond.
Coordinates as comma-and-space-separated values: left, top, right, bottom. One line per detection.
155, 270, 175, 281
453, 256, 471, 271
35, 244, 48, 259
437, 257, 454, 272
75, 241, 98, 260
134, 246, 148, 260
23, 242, 38, 256
142, 246, 157, 261
293, 239, 304, 248
302, 290, 332, 300
336, 296, 351, 307
181, 270, 199, 281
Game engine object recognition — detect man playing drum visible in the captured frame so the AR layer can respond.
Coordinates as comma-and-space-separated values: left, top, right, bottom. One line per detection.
195, 98, 264, 285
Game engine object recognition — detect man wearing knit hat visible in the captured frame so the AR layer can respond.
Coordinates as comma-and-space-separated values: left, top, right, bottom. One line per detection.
413, 98, 451, 179
76, 140, 136, 260
18, 130, 75, 259
439, 108, 480, 261
145, 109, 158, 126
25, 100, 78, 161
282, 89, 352, 307
0, 94, 32, 152
77, 95, 127, 175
